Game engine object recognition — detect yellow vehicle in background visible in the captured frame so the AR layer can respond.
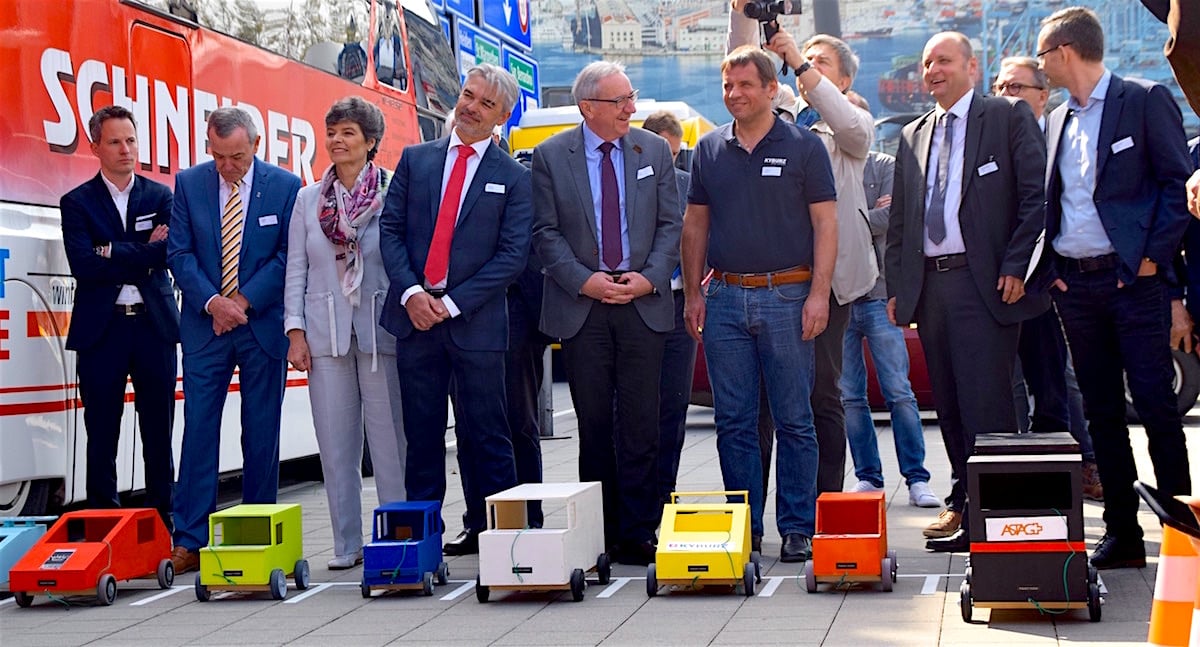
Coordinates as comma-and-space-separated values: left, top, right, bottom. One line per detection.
508, 100, 717, 171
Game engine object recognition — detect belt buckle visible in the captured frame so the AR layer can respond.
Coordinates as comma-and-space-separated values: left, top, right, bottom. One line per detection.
934, 256, 951, 272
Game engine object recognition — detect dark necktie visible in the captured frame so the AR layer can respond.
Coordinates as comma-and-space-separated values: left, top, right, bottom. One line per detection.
599, 142, 622, 270
425, 144, 474, 286
926, 112, 956, 245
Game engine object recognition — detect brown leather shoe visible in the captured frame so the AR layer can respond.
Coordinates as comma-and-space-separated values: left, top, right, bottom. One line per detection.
1081, 461, 1104, 501
923, 509, 962, 539
171, 546, 199, 575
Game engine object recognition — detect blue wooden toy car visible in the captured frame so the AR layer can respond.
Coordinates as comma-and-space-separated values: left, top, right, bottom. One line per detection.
361, 501, 448, 597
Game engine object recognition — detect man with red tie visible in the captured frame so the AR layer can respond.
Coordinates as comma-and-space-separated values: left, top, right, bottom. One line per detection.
379, 64, 531, 556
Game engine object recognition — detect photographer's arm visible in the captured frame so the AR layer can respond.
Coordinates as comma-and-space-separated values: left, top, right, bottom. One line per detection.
726, 0, 760, 52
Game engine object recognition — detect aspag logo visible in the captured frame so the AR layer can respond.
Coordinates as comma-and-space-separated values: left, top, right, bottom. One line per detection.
985, 516, 1068, 542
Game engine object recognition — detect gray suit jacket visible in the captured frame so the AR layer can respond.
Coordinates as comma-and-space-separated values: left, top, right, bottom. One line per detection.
532, 125, 682, 338
885, 94, 1048, 326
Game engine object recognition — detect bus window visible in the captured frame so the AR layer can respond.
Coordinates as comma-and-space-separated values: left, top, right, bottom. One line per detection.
399, 3, 459, 116
375, 1, 408, 92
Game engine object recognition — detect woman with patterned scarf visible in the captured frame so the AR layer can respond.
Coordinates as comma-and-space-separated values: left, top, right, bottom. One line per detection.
283, 96, 407, 570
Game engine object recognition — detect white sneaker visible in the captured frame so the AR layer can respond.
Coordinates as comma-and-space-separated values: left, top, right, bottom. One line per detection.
908, 481, 941, 508
327, 550, 363, 570
851, 480, 883, 492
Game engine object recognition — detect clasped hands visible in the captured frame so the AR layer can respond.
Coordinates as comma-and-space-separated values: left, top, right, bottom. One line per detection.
210, 292, 250, 335
406, 292, 449, 331
581, 271, 653, 305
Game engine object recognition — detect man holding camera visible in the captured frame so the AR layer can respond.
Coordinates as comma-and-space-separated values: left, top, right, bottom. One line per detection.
728, 3, 878, 496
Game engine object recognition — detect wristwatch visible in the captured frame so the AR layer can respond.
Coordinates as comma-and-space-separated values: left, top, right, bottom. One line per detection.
794, 61, 812, 77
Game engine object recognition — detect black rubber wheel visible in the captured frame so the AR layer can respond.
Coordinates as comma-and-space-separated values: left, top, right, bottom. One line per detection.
646, 563, 658, 597
965, 566, 973, 585
596, 552, 612, 585
13, 591, 33, 608
157, 558, 174, 589
437, 561, 449, 586
1087, 564, 1098, 584
887, 549, 898, 582
97, 573, 117, 606
1088, 582, 1102, 622
194, 573, 210, 602
742, 562, 755, 597
269, 568, 287, 600
294, 559, 310, 590
570, 567, 586, 602
361, 580, 372, 598
1127, 348, 1200, 421
475, 576, 490, 603
751, 550, 762, 582
422, 571, 434, 596
959, 579, 972, 623
804, 560, 817, 593
879, 557, 894, 592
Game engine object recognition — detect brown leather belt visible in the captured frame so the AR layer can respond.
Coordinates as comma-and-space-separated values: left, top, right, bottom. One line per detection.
711, 266, 812, 288
1060, 253, 1118, 274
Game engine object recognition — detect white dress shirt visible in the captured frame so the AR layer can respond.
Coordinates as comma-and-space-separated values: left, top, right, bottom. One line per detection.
100, 172, 142, 305
204, 169, 255, 313
923, 89, 973, 256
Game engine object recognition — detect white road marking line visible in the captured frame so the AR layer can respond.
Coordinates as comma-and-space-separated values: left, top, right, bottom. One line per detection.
921, 575, 941, 595
596, 577, 630, 598
439, 581, 475, 601
130, 585, 190, 606
756, 576, 784, 597
0, 597, 14, 607
552, 408, 575, 418
284, 583, 329, 604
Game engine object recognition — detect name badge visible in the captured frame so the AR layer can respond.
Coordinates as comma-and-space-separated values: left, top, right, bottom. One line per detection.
977, 161, 999, 176
258, 214, 278, 226
135, 220, 154, 231
1111, 136, 1134, 154
485, 183, 505, 194
637, 166, 654, 180
761, 166, 782, 177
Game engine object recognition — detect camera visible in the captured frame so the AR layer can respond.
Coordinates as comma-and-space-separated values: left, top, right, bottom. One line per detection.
742, 0, 802, 41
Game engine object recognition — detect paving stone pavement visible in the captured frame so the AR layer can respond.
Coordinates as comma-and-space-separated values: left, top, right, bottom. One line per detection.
1, 384, 1196, 646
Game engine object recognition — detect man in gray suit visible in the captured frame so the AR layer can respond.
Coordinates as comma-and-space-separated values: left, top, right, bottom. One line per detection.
885, 32, 1047, 553
532, 61, 681, 565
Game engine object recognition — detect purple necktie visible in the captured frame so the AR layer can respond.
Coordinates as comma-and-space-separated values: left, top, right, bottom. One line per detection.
599, 142, 622, 270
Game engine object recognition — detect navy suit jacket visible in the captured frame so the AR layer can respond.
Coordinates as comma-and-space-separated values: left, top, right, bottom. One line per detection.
379, 137, 533, 352
167, 159, 301, 359
1037, 74, 1192, 288
61, 173, 179, 350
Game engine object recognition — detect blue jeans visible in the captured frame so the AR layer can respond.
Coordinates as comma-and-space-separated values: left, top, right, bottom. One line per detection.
702, 278, 818, 538
840, 299, 930, 488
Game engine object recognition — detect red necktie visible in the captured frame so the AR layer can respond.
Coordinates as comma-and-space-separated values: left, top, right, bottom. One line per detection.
425, 144, 474, 286
599, 142, 622, 270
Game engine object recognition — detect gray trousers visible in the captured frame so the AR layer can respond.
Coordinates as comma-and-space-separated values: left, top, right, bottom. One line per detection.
309, 336, 407, 556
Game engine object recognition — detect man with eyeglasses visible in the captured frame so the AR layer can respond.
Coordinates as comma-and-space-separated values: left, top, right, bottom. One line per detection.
532, 61, 681, 566
1029, 6, 1193, 570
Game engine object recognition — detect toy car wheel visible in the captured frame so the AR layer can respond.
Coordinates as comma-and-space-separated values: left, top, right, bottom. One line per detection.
887, 549, 898, 582
194, 573, 210, 602
1087, 565, 1098, 585
269, 568, 288, 600
1088, 582, 1102, 622
475, 576, 490, 603
804, 560, 817, 593
437, 561, 450, 586
97, 573, 117, 606
596, 552, 612, 585
422, 571, 434, 596
742, 562, 756, 597
751, 550, 762, 582
964, 566, 973, 585
157, 558, 175, 589
880, 557, 894, 592
13, 591, 33, 608
294, 559, 311, 590
645, 563, 658, 597
959, 579, 972, 623
570, 568, 586, 602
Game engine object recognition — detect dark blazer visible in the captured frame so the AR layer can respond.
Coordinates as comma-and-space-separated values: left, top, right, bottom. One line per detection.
379, 137, 533, 352
1036, 74, 1193, 288
532, 125, 681, 339
61, 173, 179, 350
168, 159, 300, 359
885, 93, 1048, 326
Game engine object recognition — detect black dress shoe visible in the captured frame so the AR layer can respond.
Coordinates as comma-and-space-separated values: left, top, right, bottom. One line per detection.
614, 541, 656, 566
926, 529, 969, 553
1089, 533, 1145, 569
443, 529, 480, 556
780, 533, 812, 563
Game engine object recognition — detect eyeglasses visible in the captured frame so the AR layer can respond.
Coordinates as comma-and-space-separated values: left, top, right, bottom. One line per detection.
1036, 42, 1072, 59
993, 82, 1045, 95
583, 89, 639, 109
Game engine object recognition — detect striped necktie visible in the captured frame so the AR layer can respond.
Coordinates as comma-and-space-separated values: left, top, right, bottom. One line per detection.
220, 182, 243, 297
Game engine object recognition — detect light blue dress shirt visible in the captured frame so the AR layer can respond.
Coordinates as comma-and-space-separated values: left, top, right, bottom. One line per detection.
923, 89, 972, 256
1052, 69, 1116, 259
581, 123, 630, 271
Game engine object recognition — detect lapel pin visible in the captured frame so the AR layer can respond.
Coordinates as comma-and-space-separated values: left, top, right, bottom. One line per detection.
633, 145, 642, 154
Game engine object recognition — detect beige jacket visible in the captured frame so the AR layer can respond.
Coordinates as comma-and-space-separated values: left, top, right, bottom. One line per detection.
728, 15, 878, 304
